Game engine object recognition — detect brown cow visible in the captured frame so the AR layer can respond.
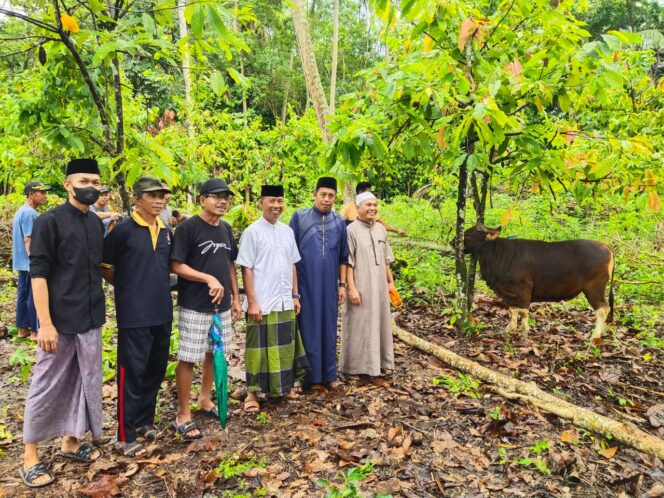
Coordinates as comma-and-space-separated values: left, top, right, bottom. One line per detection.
463, 224, 615, 338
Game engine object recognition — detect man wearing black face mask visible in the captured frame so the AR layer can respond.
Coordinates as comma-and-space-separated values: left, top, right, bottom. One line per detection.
19, 159, 106, 488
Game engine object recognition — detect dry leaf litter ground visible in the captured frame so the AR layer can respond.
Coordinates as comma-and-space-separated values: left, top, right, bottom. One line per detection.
0, 278, 662, 497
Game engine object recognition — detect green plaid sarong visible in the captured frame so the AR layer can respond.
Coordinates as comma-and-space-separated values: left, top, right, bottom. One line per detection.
245, 310, 309, 397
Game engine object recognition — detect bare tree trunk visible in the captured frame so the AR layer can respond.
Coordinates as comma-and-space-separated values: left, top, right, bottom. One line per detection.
232, 0, 248, 121
392, 323, 664, 461
177, 0, 194, 138
111, 55, 130, 212
281, 49, 296, 124
453, 150, 469, 328
240, 57, 248, 116
466, 170, 489, 310
329, 0, 339, 115
290, 0, 331, 142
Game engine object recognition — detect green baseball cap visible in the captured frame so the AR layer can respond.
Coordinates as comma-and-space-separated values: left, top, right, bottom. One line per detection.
24, 181, 51, 194
133, 176, 171, 195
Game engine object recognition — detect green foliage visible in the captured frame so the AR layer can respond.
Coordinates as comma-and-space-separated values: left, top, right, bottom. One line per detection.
489, 406, 502, 421
326, 0, 662, 221
216, 454, 266, 480
255, 412, 271, 428
316, 462, 393, 498
8, 345, 35, 383
101, 324, 117, 383
432, 373, 482, 398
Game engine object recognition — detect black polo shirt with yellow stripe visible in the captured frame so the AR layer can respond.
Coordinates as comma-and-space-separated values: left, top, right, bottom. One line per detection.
102, 211, 173, 329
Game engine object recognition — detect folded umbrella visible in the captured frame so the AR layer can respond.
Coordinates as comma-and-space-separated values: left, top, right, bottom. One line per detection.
208, 308, 228, 428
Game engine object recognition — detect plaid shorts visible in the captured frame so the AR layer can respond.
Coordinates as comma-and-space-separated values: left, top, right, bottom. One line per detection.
177, 306, 233, 363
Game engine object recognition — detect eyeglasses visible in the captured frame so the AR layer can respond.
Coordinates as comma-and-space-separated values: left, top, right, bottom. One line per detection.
204, 193, 230, 201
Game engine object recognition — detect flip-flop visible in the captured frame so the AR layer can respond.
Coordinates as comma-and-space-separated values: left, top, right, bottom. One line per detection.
59, 442, 102, 463
116, 441, 147, 458
172, 419, 203, 440
243, 398, 260, 413
136, 424, 158, 441
198, 407, 219, 420
19, 462, 55, 488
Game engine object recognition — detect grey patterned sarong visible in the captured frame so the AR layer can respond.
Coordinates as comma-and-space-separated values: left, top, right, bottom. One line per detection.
23, 328, 103, 444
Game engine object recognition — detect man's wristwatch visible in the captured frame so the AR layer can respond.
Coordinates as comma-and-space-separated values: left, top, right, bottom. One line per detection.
292, 294, 301, 299
339, 282, 348, 288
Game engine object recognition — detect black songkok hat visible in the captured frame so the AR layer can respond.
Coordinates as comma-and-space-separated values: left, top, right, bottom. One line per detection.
316, 176, 337, 191
261, 185, 284, 197
66, 158, 100, 176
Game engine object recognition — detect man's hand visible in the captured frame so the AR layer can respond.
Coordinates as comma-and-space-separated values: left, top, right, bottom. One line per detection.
248, 301, 262, 322
110, 213, 121, 221
388, 281, 397, 294
37, 323, 58, 353
231, 300, 242, 322
398, 230, 407, 237
348, 288, 361, 306
338, 286, 346, 306
206, 277, 224, 305
294, 298, 301, 315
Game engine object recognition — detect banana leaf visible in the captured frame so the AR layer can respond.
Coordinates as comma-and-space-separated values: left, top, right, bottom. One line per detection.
208, 310, 228, 428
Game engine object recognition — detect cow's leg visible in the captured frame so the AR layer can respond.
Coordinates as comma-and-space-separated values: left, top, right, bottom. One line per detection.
507, 308, 519, 332
518, 308, 530, 335
585, 287, 610, 340
591, 306, 610, 339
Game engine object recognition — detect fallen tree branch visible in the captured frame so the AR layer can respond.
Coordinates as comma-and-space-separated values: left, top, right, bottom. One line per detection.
392, 238, 453, 255
392, 323, 664, 460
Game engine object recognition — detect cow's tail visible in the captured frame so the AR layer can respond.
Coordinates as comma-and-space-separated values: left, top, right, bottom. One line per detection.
607, 249, 615, 323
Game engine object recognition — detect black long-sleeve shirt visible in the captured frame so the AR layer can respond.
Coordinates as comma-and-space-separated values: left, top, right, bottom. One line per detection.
29, 202, 106, 334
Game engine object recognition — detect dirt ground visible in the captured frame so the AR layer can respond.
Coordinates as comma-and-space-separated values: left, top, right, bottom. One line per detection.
0, 281, 663, 497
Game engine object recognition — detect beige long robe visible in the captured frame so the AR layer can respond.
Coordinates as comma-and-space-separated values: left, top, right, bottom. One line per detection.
340, 219, 395, 376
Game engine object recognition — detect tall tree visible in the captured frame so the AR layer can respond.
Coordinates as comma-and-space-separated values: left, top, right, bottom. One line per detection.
177, 0, 194, 138
329, 0, 340, 115
290, 0, 331, 142
327, 0, 659, 329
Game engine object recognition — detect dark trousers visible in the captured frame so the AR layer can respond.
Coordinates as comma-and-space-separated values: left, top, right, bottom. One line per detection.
117, 323, 171, 443
16, 271, 37, 331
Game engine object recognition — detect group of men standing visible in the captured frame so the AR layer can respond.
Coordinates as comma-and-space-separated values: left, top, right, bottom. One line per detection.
13, 159, 400, 488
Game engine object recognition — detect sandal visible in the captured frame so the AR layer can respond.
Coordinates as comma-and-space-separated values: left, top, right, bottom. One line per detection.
19, 462, 55, 488
136, 425, 158, 441
172, 419, 203, 440
243, 398, 260, 413
59, 442, 102, 463
116, 441, 147, 458
198, 406, 219, 420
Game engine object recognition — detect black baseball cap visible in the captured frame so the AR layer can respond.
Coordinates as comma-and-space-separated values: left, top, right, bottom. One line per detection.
199, 179, 235, 196
133, 176, 171, 196
24, 182, 51, 194
100, 185, 110, 193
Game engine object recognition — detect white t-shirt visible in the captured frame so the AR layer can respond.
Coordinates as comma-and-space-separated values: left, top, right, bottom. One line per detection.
237, 216, 301, 314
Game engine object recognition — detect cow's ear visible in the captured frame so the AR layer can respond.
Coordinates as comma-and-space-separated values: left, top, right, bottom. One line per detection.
486, 228, 501, 240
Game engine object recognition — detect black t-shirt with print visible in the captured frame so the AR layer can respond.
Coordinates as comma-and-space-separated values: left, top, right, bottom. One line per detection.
170, 215, 238, 313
